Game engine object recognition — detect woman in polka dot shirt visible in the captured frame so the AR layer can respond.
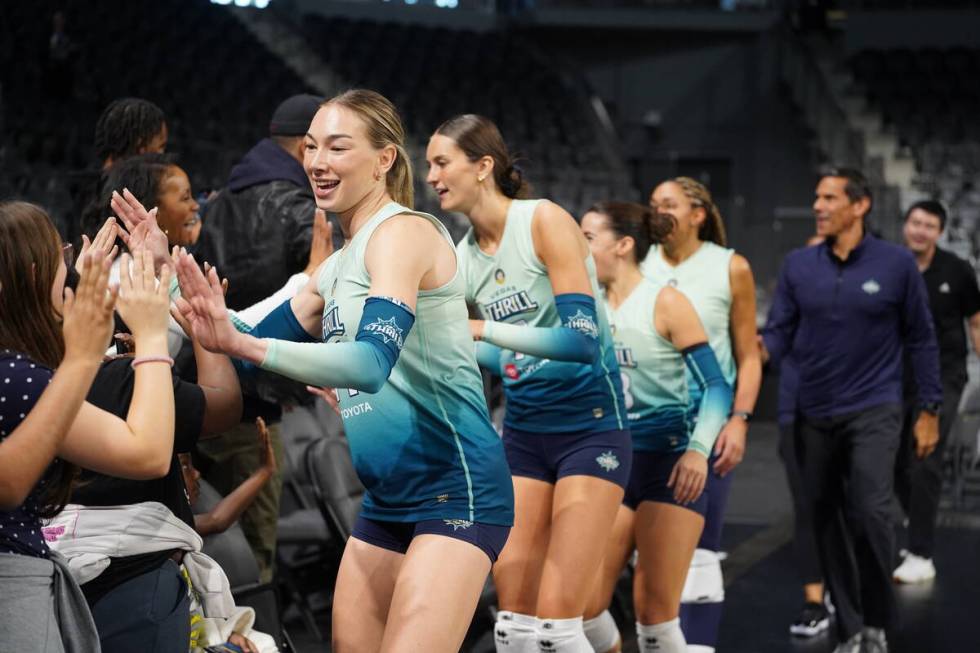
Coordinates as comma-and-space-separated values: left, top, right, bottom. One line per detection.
0, 201, 178, 651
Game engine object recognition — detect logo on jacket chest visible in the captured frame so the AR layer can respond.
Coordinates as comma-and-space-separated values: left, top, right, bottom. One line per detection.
861, 279, 881, 295
482, 290, 539, 321
322, 304, 346, 342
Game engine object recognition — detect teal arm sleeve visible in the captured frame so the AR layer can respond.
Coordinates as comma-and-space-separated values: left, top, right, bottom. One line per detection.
258, 297, 415, 394
475, 341, 504, 376
683, 342, 733, 457
479, 293, 599, 364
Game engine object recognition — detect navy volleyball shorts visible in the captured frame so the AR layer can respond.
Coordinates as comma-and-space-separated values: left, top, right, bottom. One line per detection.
502, 426, 632, 490
623, 450, 708, 516
351, 515, 511, 563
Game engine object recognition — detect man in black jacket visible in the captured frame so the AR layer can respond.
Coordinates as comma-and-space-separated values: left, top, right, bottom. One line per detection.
196, 93, 323, 310
193, 93, 322, 582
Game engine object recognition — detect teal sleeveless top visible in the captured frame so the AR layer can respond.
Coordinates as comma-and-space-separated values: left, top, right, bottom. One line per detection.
456, 199, 625, 434
316, 202, 513, 525
604, 279, 691, 452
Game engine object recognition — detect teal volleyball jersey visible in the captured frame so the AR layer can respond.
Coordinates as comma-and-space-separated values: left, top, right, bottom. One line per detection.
316, 202, 513, 526
641, 242, 736, 414
457, 199, 625, 434
605, 279, 691, 452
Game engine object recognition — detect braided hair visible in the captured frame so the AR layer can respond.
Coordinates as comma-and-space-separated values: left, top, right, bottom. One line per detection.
94, 98, 167, 164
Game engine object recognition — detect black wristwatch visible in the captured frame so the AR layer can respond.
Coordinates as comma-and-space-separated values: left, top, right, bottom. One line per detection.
731, 410, 753, 422
919, 402, 941, 416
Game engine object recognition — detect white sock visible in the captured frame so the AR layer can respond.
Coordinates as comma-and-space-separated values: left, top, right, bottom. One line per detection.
495, 611, 539, 653
584, 610, 621, 653
537, 616, 593, 652
687, 647, 715, 653
635, 618, 686, 653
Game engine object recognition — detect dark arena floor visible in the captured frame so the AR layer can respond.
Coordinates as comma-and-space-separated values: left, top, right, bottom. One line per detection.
286, 422, 980, 652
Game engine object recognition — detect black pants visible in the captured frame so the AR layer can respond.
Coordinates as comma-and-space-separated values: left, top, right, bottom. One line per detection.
779, 421, 823, 586
894, 377, 965, 559
798, 403, 902, 640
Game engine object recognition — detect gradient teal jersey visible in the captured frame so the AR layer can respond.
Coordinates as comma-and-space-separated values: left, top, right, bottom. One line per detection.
316, 202, 513, 526
605, 279, 690, 452
457, 199, 626, 434
641, 242, 736, 415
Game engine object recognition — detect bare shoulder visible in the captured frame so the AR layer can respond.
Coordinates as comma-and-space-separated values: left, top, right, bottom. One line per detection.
532, 199, 577, 232
729, 253, 753, 277
656, 284, 691, 313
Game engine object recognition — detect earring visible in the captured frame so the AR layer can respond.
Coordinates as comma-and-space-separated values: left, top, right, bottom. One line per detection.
478, 175, 486, 183
374, 170, 382, 181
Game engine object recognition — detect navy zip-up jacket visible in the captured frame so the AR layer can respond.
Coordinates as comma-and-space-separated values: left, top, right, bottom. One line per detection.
763, 233, 941, 418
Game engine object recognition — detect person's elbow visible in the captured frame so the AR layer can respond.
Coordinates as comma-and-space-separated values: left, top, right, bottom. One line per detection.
355, 369, 388, 395
0, 482, 30, 512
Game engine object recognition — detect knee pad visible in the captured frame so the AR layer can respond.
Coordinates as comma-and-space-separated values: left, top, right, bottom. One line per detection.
584, 610, 620, 653
495, 611, 538, 653
681, 548, 725, 604
537, 616, 592, 653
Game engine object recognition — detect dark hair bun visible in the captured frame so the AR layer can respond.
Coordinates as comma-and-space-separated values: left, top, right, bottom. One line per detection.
500, 165, 525, 199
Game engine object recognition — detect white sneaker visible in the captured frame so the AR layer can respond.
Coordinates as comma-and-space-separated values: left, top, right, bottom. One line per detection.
892, 553, 936, 583
861, 627, 889, 653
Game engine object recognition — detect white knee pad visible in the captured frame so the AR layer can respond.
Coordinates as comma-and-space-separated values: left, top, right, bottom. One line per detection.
636, 618, 686, 653
495, 611, 538, 653
536, 616, 593, 653
681, 548, 725, 604
583, 610, 621, 653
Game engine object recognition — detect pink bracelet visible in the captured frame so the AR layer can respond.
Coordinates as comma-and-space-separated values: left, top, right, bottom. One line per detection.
130, 356, 175, 369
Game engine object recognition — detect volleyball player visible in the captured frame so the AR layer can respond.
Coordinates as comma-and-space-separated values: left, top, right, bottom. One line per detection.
427, 115, 629, 653
169, 90, 514, 653
643, 178, 762, 653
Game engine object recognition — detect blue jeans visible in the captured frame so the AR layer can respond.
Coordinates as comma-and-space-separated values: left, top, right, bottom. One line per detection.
90, 559, 189, 653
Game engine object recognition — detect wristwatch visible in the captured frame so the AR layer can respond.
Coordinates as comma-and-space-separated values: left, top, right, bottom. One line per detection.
732, 410, 753, 422
920, 402, 941, 416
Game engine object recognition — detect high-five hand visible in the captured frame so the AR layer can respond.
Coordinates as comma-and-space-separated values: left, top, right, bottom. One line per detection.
173, 251, 241, 356
112, 188, 172, 273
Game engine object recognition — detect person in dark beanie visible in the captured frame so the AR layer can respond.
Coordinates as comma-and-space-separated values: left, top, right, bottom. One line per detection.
194, 93, 323, 311
192, 93, 323, 583
893, 200, 980, 584
761, 167, 941, 653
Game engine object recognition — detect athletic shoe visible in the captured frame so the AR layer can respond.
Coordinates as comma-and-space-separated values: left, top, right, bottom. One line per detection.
832, 633, 863, 653
861, 627, 888, 653
892, 553, 936, 583
789, 602, 830, 637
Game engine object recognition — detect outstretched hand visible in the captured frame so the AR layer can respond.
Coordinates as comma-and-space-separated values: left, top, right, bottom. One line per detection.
304, 209, 334, 276
112, 188, 171, 273
173, 250, 240, 356
77, 217, 119, 273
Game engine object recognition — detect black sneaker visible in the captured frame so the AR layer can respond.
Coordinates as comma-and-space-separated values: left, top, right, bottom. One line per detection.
790, 601, 831, 637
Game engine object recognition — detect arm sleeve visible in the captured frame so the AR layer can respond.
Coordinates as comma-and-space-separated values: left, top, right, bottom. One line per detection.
903, 260, 943, 405
475, 341, 504, 376
683, 343, 733, 457
258, 296, 415, 394
479, 293, 600, 364
232, 273, 311, 328
762, 259, 800, 368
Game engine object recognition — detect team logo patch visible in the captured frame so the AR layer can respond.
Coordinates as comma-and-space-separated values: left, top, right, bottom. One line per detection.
939, 282, 951, 294
596, 451, 620, 472
364, 316, 405, 348
494, 268, 506, 285
321, 305, 346, 341
504, 363, 520, 380
592, 407, 604, 419
564, 310, 599, 338
444, 519, 473, 531
861, 279, 881, 295
482, 290, 539, 321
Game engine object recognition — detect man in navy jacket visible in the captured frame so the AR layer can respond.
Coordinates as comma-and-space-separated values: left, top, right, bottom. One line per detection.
762, 167, 941, 653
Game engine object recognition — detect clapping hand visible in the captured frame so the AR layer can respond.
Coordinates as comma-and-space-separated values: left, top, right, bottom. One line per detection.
115, 249, 172, 343
76, 217, 119, 273
173, 250, 240, 355
112, 188, 172, 273
62, 250, 118, 366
